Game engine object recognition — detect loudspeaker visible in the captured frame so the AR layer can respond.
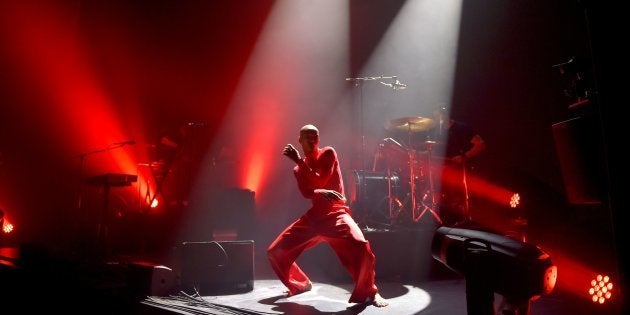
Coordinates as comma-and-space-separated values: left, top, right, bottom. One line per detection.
552, 115, 603, 204
179, 240, 254, 295
127, 262, 176, 299
209, 188, 256, 240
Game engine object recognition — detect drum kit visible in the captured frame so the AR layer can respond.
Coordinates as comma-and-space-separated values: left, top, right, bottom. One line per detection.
347, 115, 450, 227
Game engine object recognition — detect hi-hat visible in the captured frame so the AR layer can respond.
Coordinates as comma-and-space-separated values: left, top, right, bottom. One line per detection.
385, 116, 435, 133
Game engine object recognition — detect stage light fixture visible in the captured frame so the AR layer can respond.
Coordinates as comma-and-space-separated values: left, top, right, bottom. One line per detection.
510, 193, 520, 208
432, 226, 557, 314
589, 274, 614, 304
3, 223, 13, 234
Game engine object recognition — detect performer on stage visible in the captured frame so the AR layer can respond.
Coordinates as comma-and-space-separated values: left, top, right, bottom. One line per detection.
267, 124, 388, 307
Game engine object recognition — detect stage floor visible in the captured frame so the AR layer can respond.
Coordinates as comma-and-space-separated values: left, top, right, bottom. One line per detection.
135, 278, 609, 315
1, 221, 624, 315
138, 279, 464, 315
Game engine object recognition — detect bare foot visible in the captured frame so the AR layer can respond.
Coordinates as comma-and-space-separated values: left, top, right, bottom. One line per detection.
284, 282, 313, 297
371, 293, 389, 307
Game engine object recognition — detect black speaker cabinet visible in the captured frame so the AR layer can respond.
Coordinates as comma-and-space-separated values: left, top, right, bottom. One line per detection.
179, 240, 254, 295
552, 116, 603, 204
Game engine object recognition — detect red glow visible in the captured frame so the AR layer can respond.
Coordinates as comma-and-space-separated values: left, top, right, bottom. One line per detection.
141, 192, 164, 214
437, 165, 516, 205
237, 98, 281, 194
509, 193, 520, 208
540, 246, 619, 305
0, 1, 139, 193
463, 171, 515, 205
3, 222, 13, 234
136, 167, 164, 214
0, 210, 13, 234
245, 152, 265, 192
137, 165, 158, 210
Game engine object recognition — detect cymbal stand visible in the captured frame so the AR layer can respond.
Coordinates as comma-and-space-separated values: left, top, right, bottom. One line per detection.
408, 137, 417, 221
386, 158, 403, 226
373, 143, 402, 226
395, 123, 419, 224
413, 140, 442, 224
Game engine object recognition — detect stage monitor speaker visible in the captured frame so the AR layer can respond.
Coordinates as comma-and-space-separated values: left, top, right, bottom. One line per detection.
552, 115, 603, 205
180, 240, 254, 295
127, 262, 177, 299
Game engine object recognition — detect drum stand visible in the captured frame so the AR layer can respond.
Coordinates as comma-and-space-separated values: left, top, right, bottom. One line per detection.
383, 126, 419, 225
395, 126, 442, 225
381, 116, 440, 226
386, 165, 401, 226
413, 140, 442, 224
461, 162, 472, 222
372, 143, 403, 226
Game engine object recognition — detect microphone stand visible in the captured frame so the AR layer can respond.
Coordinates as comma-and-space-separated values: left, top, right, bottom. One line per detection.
346, 75, 398, 228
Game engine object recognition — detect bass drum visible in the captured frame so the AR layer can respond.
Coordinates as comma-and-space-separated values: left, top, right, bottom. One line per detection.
345, 170, 400, 224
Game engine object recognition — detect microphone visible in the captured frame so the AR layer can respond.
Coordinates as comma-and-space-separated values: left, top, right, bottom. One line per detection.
114, 140, 136, 146
380, 81, 394, 88
380, 80, 407, 90
393, 79, 407, 90
551, 56, 575, 68
187, 121, 208, 128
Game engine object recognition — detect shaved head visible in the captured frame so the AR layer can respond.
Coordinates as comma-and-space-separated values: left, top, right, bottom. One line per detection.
300, 124, 319, 134
299, 124, 320, 154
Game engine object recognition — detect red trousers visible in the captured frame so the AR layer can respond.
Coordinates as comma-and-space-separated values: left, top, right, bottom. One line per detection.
267, 206, 378, 303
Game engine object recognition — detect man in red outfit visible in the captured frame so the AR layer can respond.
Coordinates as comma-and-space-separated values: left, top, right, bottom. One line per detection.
267, 124, 388, 307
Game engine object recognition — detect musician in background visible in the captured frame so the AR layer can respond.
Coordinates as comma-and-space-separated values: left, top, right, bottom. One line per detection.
156, 124, 191, 165
428, 105, 486, 225
430, 106, 486, 164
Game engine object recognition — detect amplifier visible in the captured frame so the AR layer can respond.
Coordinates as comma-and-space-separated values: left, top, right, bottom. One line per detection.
179, 240, 254, 295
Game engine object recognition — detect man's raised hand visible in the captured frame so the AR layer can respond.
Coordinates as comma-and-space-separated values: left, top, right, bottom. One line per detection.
283, 144, 300, 163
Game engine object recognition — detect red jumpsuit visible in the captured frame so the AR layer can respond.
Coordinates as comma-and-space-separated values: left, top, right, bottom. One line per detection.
267, 146, 379, 303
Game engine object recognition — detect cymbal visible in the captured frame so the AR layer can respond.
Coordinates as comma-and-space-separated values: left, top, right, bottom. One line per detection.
385, 116, 435, 133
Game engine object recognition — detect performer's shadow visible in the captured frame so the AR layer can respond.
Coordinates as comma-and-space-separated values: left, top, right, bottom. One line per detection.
258, 283, 410, 314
